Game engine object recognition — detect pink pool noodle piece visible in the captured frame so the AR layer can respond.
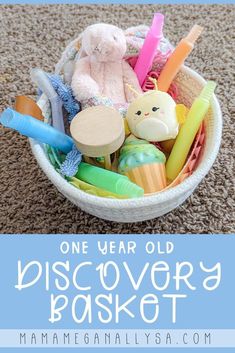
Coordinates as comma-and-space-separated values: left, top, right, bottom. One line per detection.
134, 13, 164, 87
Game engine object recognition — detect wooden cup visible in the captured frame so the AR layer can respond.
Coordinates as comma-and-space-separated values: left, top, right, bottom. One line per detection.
70, 106, 125, 169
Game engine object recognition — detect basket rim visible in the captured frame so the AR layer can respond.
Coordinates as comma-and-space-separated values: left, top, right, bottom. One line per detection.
30, 66, 222, 210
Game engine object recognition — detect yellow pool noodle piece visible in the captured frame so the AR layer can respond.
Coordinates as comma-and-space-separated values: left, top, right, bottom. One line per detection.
166, 81, 216, 181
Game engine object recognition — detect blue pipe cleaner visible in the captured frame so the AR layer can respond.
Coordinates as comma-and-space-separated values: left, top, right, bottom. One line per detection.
46, 73, 81, 123
60, 144, 82, 178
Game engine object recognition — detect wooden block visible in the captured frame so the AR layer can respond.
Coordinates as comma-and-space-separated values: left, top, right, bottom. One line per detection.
70, 106, 125, 158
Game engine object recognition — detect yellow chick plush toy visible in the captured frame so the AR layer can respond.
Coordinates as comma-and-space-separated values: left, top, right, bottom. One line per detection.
125, 79, 186, 142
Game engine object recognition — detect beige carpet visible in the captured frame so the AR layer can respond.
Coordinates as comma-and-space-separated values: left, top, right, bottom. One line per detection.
0, 4, 234, 234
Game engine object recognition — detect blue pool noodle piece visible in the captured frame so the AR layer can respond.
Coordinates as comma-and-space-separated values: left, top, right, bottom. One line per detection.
0, 108, 74, 154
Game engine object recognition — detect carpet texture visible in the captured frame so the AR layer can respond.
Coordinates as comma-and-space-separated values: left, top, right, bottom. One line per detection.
0, 4, 234, 234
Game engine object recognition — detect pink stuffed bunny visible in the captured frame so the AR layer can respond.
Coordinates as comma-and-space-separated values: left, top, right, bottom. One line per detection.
71, 23, 142, 108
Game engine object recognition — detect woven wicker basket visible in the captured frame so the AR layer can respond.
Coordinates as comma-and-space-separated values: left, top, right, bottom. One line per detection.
30, 66, 222, 222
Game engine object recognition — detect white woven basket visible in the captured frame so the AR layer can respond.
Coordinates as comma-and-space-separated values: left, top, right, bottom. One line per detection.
30, 66, 222, 222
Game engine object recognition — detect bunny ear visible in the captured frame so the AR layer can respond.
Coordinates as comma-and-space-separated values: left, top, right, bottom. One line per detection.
55, 32, 84, 75
77, 34, 88, 59
78, 46, 87, 59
